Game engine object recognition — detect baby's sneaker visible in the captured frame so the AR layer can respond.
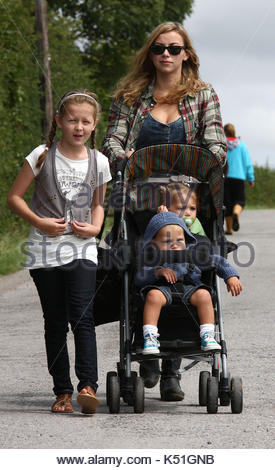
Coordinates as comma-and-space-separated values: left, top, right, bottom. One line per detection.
201, 331, 221, 352
142, 332, 160, 355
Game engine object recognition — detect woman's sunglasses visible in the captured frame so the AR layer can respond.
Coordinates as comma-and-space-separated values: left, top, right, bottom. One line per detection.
150, 44, 186, 56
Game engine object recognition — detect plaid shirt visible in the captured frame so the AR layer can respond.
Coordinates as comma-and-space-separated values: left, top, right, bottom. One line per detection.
102, 83, 227, 168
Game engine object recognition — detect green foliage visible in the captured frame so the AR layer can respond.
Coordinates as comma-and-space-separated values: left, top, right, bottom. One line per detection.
48, 12, 93, 106
245, 166, 275, 208
0, 1, 97, 237
0, 228, 29, 275
47, 0, 194, 102
0, 0, 41, 235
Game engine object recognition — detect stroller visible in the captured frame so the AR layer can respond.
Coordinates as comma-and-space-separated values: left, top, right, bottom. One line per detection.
94, 143, 243, 415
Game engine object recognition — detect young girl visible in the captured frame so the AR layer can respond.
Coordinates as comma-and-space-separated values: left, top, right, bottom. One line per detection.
8, 89, 112, 414
158, 182, 206, 236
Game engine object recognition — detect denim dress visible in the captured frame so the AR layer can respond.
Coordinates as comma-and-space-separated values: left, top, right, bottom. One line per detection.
135, 112, 187, 149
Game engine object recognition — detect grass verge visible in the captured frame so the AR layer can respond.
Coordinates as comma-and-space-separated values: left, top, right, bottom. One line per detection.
0, 229, 29, 276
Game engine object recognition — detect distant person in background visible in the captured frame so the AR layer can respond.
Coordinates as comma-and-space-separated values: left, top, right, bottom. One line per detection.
223, 123, 255, 234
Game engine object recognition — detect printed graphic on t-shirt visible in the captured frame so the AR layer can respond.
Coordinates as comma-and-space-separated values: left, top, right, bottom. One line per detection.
57, 167, 87, 200
56, 166, 89, 233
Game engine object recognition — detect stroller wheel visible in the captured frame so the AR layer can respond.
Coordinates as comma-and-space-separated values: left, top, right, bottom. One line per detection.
207, 377, 218, 414
230, 377, 243, 414
133, 377, 144, 414
199, 371, 210, 406
108, 375, 120, 414
106, 371, 117, 407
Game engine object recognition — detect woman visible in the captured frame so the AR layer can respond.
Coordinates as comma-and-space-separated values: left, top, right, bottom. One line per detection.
102, 22, 227, 402
102, 21, 227, 168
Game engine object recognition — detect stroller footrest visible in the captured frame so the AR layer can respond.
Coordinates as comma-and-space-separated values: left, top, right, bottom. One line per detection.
160, 339, 200, 349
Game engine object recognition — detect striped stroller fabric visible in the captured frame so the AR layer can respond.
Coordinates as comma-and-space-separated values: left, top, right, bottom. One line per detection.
124, 144, 224, 215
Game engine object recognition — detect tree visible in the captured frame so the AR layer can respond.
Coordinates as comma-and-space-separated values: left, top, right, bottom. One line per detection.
35, 0, 53, 138
0, 0, 95, 235
48, 0, 194, 101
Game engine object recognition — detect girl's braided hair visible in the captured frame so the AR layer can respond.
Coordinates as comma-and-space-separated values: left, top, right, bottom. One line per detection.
36, 89, 100, 169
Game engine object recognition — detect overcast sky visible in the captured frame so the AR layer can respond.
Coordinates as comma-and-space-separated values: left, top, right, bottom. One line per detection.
184, 0, 275, 168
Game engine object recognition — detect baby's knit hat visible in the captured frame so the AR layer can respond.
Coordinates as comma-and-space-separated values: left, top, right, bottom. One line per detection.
143, 212, 196, 248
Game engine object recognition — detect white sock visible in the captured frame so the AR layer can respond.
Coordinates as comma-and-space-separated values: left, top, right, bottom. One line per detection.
143, 324, 158, 338
200, 323, 214, 337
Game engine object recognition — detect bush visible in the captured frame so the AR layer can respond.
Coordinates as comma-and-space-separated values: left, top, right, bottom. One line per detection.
245, 165, 275, 208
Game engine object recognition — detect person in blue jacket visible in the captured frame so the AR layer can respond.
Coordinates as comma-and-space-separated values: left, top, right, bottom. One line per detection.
135, 212, 242, 356
224, 123, 255, 234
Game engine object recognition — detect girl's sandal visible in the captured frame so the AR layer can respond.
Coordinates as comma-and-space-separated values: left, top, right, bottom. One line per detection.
77, 386, 99, 414
51, 393, 74, 413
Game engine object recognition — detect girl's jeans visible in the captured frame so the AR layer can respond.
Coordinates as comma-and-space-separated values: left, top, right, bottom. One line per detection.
30, 260, 97, 396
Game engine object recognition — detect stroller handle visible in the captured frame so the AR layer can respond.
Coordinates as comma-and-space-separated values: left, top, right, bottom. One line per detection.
115, 158, 128, 176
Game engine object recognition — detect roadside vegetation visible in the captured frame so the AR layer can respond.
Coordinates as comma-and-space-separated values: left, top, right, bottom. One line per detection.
244, 166, 275, 208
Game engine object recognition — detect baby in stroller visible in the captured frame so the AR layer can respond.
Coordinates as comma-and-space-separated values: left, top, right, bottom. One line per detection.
157, 182, 206, 236
135, 211, 242, 355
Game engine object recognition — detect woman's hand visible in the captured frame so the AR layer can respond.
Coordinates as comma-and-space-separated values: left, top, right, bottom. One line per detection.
125, 148, 135, 159
156, 267, 177, 284
70, 220, 100, 238
157, 205, 168, 213
226, 276, 242, 296
38, 217, 68, 236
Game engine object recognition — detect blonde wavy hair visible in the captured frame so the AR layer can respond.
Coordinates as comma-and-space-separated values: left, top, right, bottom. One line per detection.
114, 22, 205, 105
36, 89, 101, 169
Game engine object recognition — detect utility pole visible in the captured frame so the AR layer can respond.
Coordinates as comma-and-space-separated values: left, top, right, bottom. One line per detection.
35, 0, 53, 139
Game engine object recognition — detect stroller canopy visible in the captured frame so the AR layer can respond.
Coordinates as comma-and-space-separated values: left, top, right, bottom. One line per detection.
124, 144, 224, 216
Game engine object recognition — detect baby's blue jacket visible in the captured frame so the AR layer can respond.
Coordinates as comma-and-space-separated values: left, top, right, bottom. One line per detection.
135, 255, 239, 289
135, 212, 239, 290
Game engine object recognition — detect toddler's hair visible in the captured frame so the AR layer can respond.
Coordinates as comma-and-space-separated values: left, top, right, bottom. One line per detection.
159, 182, 198, 208
36, 89, 101, 169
